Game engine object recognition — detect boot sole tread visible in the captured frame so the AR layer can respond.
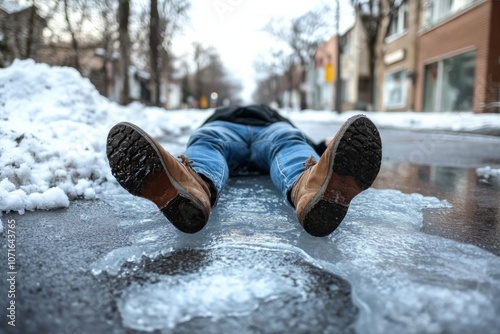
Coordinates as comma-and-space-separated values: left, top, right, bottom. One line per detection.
106, 123, 206, 233
107, 125, 163, 196
332, 117, 382, 190
303, 200, 348, 237
302, 115, 382, 236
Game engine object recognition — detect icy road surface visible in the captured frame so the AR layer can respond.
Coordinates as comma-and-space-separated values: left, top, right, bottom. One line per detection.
93, 177, 500, 334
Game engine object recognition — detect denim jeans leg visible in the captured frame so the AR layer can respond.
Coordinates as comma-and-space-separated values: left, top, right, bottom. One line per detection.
183, 121, 251, 195
250, 122, 319, 204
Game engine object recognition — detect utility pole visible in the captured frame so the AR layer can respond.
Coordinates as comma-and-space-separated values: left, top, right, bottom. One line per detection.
334, 0, 342, 113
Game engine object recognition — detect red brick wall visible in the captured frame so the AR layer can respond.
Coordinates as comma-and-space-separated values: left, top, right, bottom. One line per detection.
415, 0, 492, 113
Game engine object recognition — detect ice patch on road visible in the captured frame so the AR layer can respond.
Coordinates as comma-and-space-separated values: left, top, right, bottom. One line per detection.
119, 271, 278, 331
118, 250, 316, 332
93, 184, 500, 333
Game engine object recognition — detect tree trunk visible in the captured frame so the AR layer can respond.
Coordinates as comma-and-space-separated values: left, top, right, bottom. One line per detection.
368, 36, 376, 108
149, 0, 160, 106
25, 6, 36, 59
299, 59, 308, 110
118, 0, 130, 105
63, 0, 80, 69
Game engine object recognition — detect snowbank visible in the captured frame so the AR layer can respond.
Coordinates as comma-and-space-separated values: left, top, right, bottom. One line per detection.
0, 59, 208, 214
288, 109, 500, 136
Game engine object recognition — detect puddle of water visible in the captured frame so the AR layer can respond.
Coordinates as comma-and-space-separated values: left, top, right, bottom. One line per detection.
374, 162, 500, 255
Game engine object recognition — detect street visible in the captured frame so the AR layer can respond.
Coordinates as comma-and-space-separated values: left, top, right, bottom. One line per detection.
1, 124, 499, 334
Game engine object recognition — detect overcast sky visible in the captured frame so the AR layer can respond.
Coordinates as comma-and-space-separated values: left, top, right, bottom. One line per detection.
172, 0, 355, 103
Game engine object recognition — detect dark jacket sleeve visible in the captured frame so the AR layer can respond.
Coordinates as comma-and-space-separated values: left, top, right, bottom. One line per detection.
304, 136, 327, 156
312, 140, 327, 156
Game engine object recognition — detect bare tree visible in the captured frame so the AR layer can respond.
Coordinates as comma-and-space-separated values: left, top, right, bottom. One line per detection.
349, 0, 401, 105
135, 0, 190, 106
62, 0, 93, 69
118, 0, 130, 105
192, 42, 211, 102
191, 43, 242, 106
32, 0, 99, 70
265, 7, 332, 109
158, 0, 189, 107
23, 0, 59, 47
93, 0, 118, 98
25, 3, 37, 58
253, 49, 295, 107
149, 0, 160, 106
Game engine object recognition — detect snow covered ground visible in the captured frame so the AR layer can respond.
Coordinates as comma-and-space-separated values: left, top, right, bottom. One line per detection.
1, 59, 500, 214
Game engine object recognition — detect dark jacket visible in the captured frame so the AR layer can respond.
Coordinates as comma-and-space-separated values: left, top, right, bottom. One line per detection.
203, 104, 327, 155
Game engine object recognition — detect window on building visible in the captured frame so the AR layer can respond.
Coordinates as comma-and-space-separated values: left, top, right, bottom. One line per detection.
423, 50, 476, 112
384, 70, 407, 109
387, 1, 408, 39
424, 0, 479, 26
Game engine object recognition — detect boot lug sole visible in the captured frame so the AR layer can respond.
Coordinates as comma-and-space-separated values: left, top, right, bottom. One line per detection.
301, 115, 382, 236
107, 122, 207, 233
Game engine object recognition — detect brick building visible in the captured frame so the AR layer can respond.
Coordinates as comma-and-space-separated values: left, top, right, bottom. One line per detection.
376, 0, 421, 111
415, 0, 500, 113
308, 35, 338, 110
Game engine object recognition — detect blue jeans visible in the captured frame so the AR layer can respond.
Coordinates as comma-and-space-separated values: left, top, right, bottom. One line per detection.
184, 121, 320, 206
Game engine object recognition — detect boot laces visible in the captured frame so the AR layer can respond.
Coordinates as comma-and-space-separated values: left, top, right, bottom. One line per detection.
303, 155, 317, 169
178, 154, 194, 168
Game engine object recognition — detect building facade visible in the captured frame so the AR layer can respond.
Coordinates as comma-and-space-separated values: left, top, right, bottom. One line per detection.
308, 36, 338, 110
415, 0, 500, 113
340, 13, 372, 111
352, 0, 500, 113
0, 2, 46, 68
376, 0, 421, 111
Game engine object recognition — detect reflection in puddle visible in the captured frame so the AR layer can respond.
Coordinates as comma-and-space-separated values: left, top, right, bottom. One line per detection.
375, 162, 500, 255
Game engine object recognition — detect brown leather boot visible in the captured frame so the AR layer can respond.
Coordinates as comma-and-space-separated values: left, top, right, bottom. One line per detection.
291, 115, 382, 237
106, 122, 211, 233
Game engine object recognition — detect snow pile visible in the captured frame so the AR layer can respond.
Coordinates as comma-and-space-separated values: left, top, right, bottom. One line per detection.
476, 166, 500, 179
0, 59, 208, 214
289, 110, 500, 135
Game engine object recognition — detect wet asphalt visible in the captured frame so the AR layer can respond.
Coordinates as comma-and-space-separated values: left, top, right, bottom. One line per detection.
1, 123, 499, 334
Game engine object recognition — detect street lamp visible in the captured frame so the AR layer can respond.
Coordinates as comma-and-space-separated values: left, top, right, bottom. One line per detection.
210, 92, 218, 107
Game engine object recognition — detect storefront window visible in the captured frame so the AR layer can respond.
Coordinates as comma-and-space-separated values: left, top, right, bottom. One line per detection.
423, 63, 438, 112
384, 70, 407, 109
423, 50, 476, 112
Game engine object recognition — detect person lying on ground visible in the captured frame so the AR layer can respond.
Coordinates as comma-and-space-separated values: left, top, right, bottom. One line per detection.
106, 104, 382, 237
